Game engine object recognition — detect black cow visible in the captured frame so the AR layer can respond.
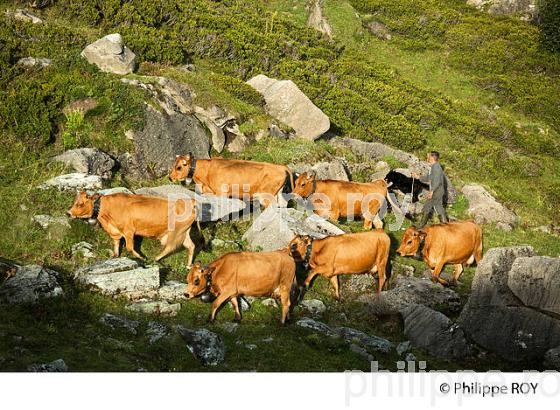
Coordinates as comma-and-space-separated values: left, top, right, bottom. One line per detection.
384, 170, 429, 203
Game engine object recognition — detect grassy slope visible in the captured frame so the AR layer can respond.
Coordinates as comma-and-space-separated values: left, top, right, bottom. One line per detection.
0, 0, 559, 371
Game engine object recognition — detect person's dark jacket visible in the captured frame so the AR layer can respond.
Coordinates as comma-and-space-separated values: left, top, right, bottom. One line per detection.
420, 162, 445, 200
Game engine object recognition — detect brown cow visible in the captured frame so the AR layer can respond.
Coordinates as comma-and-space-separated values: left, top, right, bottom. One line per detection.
288, 230, 391, 299
169, 154, 294, 207
292, 172, 388, 229
396, 221, 483, 285
185, 250, 296, 324
67, 191, 197, 266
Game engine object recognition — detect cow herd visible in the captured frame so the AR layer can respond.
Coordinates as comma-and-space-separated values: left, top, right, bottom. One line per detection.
67, 154, 483, 324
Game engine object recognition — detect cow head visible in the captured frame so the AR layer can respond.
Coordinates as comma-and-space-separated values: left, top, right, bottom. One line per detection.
292, 171, 316, 199
67, 191, 98, 219
185, 261, 215, 299
397, 227, 427, 256
288, 235, 312, 261
169, 153, 193, 182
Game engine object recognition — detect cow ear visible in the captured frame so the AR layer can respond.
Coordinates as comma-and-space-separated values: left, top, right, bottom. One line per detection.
418, 230, 427, 239
307, 170, 316, 179
205, 266, 216, 277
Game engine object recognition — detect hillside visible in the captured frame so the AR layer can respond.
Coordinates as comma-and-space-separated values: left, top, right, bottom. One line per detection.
0, 0, 559, 372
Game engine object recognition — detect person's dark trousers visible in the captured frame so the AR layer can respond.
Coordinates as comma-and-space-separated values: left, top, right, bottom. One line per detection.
416, 194, 448, 229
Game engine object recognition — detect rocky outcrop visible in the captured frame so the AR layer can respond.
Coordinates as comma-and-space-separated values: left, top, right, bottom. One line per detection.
100, 313, 140, 334
356, 275, 462, 316
134, 184, 246, 222
157, 280, 187, 301
301, 299, 327, 317
458, 246, 560, 364
247, 74, 330, 140
51, 148, 116, 180
402, 304, 472, 361
39, 173, 103, 191
146, 321, 170, 344
126, 300, 181, 316
544, 346, 560, 370
0, 265, 63, 304
462, 184, 518, 230
18, 57, 52, 68
5, 9, 42, 24
307, 0, 333, 38
71, 242, 95, 259
242, 206, 344, 251
81, 33, 136, 75
466, 0, 538, 21
364, 21, 392, 41
177, 326, 225, 366
33, 214, 70, 230
28, 359, 68, 372
290, 158, 350, 181
74, 258, 160, 299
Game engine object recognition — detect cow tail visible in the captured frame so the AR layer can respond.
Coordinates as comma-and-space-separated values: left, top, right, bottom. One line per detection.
283, 168, 295, 194
196, 220, 206, 250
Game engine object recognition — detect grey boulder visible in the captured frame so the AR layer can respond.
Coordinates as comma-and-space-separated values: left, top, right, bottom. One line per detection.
462, 184, 519, 230
81, 33, 136, 75
0, 265, 63, 304
177, 326, 225, 366
51, 148, 116, 180
39, 173, 103, 191
18, 57, 52, 68
100, 313, 139, 335
291, 159, 349, 181
28, 359, 68, 372
126, 300, 181, 316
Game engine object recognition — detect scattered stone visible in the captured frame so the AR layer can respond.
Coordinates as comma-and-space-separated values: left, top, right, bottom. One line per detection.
39, 173, 103, 191
240, 297, 252, 311
544, 346, 560, 371
71, 241, 95, 258
62, 98, 99, 116
81, 33, 136, 75
218, 322, 239, 334
33, 214, 71, 230
177, 326, 225, 366
397, 341, 412, 357
261, 298, 277, 308
27, 359, 68, 372
74, 258, 160, 299
158, 280, 187, 301
126, 300, 181, 316
146, 321, 169, 344
269, 123, 290, 139
462, 184, 519, 230
364, 20, 392, 41
404, 353, 417, 363
261, 337, 274, 343
307, 0, 333, 38
357, 276, 462, 315
459, 246, 560, 363
350, 343, 375, 362
18, 57, 52, 68
6, 9, 42, 24
301, 299, 327, 317
333, 326, 393, 354
243, 206, 344, 252
466, 0, 538, 21
100, 313, 139, 335
134, 185, 246, 222
291, 159, 349, 181
296, 317, 337, 337
247, 74, 330, 140
0, 265, 63, 304
402, 304, 472, 361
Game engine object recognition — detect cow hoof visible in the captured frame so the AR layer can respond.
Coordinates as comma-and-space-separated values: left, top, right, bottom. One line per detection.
233, 317, 241, 323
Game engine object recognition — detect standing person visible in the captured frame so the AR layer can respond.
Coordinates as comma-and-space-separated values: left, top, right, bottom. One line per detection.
411, 151, 448, 228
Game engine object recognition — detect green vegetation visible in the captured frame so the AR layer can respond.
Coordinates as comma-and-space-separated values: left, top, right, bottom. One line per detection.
1, 0, 559, 371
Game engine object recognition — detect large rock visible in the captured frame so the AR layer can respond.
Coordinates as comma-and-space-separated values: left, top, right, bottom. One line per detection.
242, 206, 344, 251
81, 33, 136, 75
459, 246, 560, 364
126, 104, 209, 179
333, 137, 457, 203
176, 326, 225, 366
51, 148, 116, 180
462, 184, 518, 230
0, 265, 63, 304
39, 173, 103, 191
307, 0, 333, 38
466, 0, 538, 21
33, 215, 71, 230
402, 304, 472, 361
28, 359, 68, 372
100, 313, 139, 334
247, 74, 330, 140
126, 300, 181, 316
544, 346, 560, 371
157, 280, 187, 301
290, 159, 349, 181
508, 256, 560, 316
356, 276, 462, 316
52, 148, 116, 179
134, 185, 246, 222
74, 258, 160, 299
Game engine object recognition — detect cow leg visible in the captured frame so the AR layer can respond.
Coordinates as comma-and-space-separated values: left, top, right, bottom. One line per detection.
111, 236, 121, 257
276, 190, 288, 208
329, 276, 340, 300
375, 264, 387, 294
155, 231, 180, 262
363, 217, 373, 230
372, 214, 383, 230
124, 232, 143, 260
303, 271, 320, 289
431, 260, 447, 285
182, 228, 195, 269
209, 293, 230, 323
280, 291, 291, 325
230, 297, 242, 323
451, 264, 463, 285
